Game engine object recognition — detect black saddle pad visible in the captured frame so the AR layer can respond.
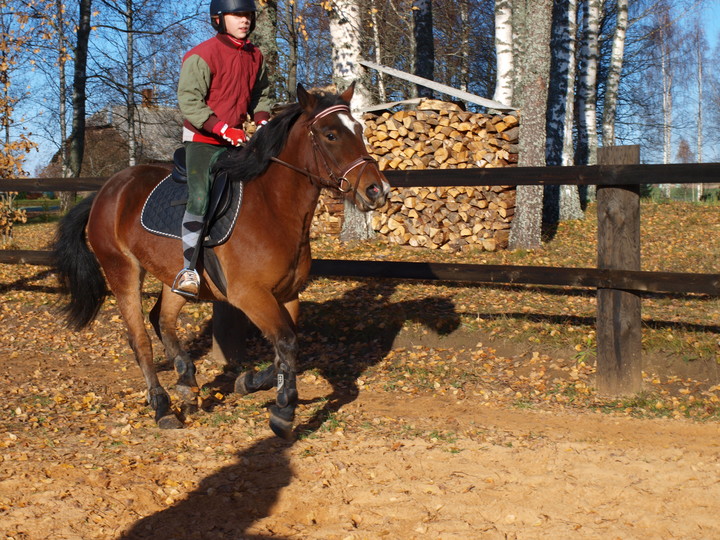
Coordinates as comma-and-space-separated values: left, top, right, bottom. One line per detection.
140, 175, 243, 247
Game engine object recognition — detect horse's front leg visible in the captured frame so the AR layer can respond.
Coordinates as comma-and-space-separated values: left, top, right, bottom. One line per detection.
232, 292, 299, 438
234, 296, 300, 396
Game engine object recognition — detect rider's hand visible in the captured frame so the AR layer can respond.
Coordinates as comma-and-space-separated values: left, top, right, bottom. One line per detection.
212, 122, 246, 146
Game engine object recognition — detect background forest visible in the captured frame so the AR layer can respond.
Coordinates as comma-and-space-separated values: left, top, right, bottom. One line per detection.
0, 0, 719, 182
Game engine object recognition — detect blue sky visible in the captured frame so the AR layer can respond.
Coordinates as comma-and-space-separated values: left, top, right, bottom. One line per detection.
704, 2, 720, 48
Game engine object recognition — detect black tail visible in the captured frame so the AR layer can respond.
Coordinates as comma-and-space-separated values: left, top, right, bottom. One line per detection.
52, 195, 108, 329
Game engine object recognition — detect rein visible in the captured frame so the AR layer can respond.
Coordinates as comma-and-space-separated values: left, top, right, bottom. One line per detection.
270, 105, 378, 194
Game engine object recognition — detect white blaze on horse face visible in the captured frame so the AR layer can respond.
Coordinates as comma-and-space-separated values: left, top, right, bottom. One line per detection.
339, 112, 363, 137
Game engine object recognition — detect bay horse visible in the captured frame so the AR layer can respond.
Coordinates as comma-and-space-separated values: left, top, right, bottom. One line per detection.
52, 83, 390, 438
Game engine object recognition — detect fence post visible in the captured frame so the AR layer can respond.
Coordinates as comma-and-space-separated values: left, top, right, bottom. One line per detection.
211, 301, 247, 370
596, 145, 642, 395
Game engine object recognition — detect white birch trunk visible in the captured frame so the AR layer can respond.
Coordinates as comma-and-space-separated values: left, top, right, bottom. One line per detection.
696, 26, 703, 200
661, 44, 672, 167
546, 0, 573, 166
579, 0, 600, 166
561, 0, 577, 167
459, 0, 470, 92
125, 0, 137, 167
369, 0, 386, 101
545, 0, 583, 222
329, 0, 374, 241
601, 0, 628, 146
493, 0, 513, 106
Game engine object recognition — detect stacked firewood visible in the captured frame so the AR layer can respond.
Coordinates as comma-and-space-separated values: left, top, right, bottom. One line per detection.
311, 99, 519, 251
363, 100, 518, 170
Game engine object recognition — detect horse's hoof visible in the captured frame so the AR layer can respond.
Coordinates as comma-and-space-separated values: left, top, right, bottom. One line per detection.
234, 371, 252, 395
269, 405, 294, 440
157, 415, 184, 429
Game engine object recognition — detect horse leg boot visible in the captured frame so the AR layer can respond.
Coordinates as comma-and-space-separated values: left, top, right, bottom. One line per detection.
269, 331, 299, 439
149, 286, 200, 413
235, 364, 276, 395
236, 296, 302, 395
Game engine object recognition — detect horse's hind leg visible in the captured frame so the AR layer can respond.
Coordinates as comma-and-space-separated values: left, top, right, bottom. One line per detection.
149, 285, 200, 410
103, 260, 183, 429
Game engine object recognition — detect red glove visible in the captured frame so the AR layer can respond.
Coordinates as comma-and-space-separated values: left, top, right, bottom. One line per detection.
212, 122, 246, 146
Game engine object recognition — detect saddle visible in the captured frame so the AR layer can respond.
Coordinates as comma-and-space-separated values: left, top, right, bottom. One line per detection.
141, 147, 243, 295
141, 148, 243, 245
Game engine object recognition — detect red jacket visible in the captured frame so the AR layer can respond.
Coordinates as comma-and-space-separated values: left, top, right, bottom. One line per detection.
178, 33, 271, 145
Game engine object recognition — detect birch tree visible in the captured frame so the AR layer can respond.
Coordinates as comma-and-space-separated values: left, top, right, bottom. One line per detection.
509, 0, 553, 250
493, 0, 513, 106
601, 0, 629, 146
326, 0, 374, 241
575, 0, 601, 166
545, 0, 583, 223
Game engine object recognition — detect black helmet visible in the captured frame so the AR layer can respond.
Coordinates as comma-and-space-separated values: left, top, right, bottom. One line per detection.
210, 0, 257, 34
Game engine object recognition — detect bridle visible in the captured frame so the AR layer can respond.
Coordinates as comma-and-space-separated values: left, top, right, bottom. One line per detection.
270, 104, 379, 194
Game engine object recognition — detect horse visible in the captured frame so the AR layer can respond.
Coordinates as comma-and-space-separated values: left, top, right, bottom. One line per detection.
52, 83, 390, 438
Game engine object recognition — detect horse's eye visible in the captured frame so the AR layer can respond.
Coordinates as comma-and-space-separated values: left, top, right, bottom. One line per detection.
326, 132, 337, 142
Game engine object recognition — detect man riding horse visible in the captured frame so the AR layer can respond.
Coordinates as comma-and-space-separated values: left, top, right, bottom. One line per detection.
174, 0, 271, 297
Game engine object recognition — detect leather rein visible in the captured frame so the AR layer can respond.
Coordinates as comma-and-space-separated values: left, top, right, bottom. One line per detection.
270, 104, 378, 194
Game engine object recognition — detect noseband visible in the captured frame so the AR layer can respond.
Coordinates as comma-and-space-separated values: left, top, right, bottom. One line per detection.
270, 105, 379, 194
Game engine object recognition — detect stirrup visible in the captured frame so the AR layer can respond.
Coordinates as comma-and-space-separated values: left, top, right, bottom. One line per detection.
171, 268, 201, 298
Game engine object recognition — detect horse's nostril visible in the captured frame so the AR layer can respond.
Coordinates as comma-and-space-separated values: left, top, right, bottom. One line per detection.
366, 184, 380, 199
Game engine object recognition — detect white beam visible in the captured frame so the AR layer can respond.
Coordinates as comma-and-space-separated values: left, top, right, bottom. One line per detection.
359, 60, 516, 112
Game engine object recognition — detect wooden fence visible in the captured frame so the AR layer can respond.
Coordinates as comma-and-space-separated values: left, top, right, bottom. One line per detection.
1, 146, 719, 396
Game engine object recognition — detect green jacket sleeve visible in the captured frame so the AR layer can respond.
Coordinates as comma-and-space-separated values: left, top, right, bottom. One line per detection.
177, 54, 214, 130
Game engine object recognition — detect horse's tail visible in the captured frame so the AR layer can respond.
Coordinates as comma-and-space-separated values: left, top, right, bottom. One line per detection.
52, 195, 109, 330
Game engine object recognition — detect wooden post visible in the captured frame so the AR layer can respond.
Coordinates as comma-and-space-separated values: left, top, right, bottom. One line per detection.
211, 301, 247, 369
596, 145, 642, 395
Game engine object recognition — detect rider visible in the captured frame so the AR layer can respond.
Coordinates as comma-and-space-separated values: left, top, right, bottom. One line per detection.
173, 0, 271, 297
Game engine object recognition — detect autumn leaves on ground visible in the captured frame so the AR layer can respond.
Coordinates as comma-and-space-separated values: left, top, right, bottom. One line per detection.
1, 202, 719, 539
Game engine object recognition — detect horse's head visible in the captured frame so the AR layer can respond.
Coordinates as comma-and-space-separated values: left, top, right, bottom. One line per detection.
297, 83, 390, 211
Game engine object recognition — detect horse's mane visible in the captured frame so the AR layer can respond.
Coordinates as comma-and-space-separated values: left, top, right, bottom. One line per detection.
213, 89, 349, 183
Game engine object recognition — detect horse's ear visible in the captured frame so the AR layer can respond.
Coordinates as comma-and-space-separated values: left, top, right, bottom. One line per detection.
340, 81, 356, 104
297, 83, 315, 111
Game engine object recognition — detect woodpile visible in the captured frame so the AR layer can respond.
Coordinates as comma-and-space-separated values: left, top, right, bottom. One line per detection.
311, 99, 519, 251
363, 99, 518, 171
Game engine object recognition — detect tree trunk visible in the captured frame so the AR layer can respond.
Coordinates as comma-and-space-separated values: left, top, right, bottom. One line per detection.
459, 0, 470, 92
283, 0, 298, 101
412, 0, 434, 99
493, 0, 513, 106
509, 0, 553, 251
67, 0, 92, 180
370, 0, 386, 101
545, 0, 583, 224
601, 0, 628, 146
576, 0, 601, 167
329, 0, 374, 241
254, 1, 280, 102
695, 23, 703, 200
125, 0, 137, 167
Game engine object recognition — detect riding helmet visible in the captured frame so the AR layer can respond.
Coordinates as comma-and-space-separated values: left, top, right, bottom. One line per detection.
210, 0, 257, 34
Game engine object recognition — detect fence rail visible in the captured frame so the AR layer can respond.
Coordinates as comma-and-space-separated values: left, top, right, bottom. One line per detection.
2, 151, 719, 396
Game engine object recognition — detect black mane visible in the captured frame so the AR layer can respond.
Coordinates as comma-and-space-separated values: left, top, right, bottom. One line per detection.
213, 89, 349, 183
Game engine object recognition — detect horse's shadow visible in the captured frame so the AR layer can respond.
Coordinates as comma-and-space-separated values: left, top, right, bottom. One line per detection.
201, 279, 460, 434
121, 279, 458, 538
117, 436, 294, 539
